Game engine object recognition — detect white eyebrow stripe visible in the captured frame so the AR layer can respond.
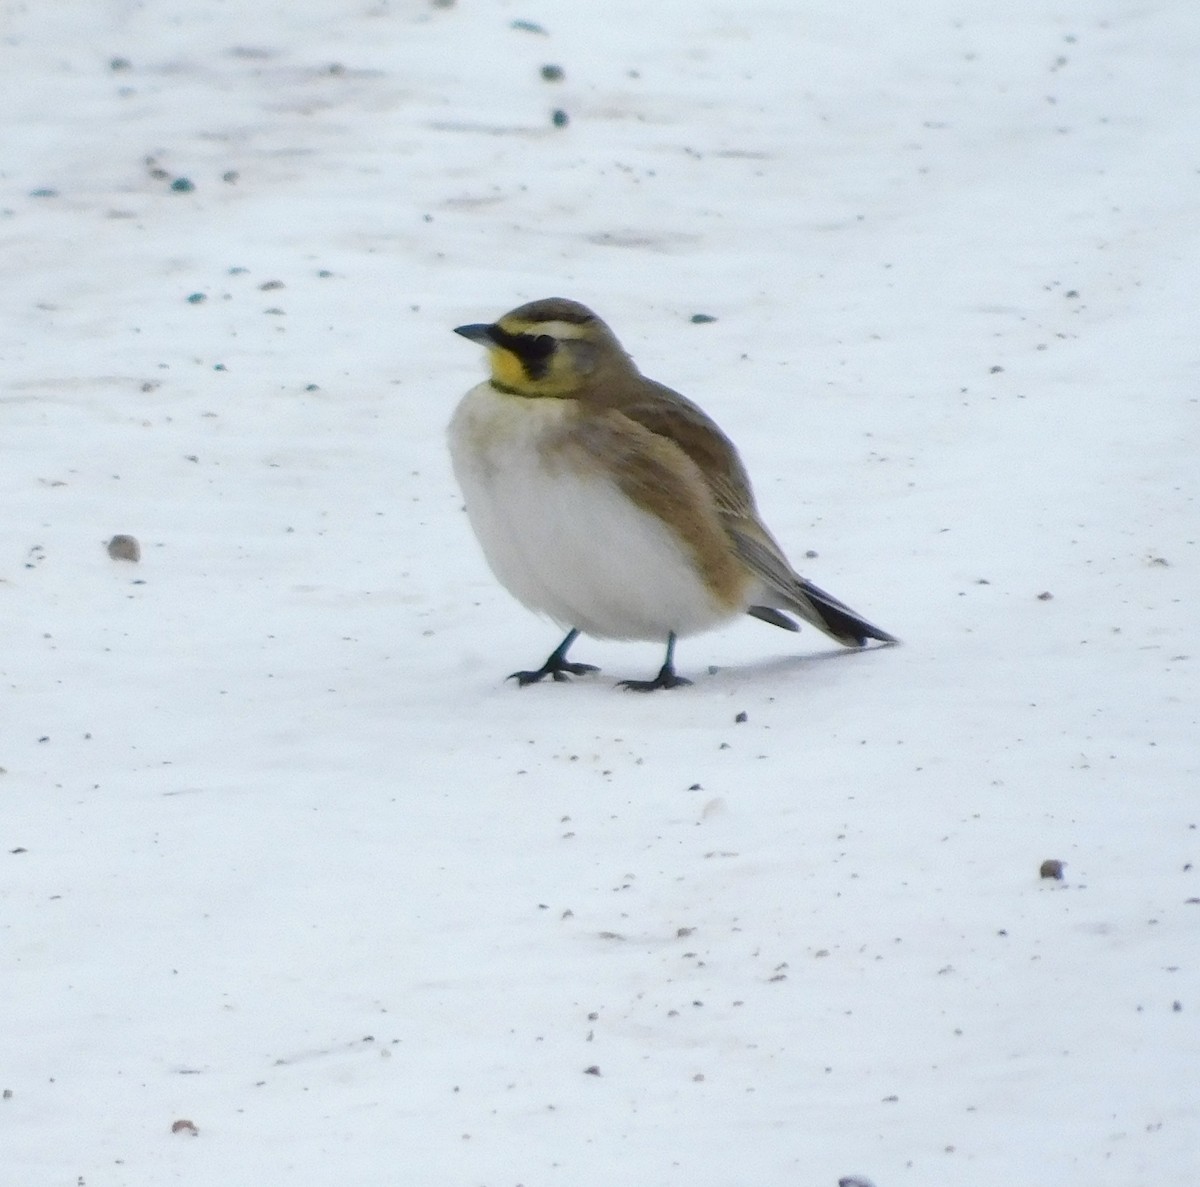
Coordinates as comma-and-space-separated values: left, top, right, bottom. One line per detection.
503, 319, 592, 340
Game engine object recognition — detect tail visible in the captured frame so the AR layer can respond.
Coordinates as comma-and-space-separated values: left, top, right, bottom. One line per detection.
727, 518, 896, 647
748, 576, 897, 648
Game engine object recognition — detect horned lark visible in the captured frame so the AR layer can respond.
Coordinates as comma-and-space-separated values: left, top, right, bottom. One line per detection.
448, 298, 896, 691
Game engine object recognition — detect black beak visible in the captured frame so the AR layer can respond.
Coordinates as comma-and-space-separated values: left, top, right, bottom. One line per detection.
454, 323, 495, 345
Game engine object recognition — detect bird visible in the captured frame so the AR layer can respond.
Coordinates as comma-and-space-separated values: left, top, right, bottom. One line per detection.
447, 298, 896, 691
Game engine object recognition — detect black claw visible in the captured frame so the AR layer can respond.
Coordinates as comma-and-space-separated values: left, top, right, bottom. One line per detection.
508, 630, 598, 687
617, 632, 690, 691
560, 662, 600, 678
509, 662, 598, 686
509, 669, 544, 687
618, 671, 692, 692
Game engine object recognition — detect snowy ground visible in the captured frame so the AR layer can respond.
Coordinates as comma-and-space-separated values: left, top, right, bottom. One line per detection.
3, 2, 1198, 1184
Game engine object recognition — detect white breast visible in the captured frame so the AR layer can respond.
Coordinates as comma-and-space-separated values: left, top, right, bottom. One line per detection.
448, 383, 736, 642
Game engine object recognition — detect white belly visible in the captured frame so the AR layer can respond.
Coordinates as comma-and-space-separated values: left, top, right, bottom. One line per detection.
448, 383, 735, 641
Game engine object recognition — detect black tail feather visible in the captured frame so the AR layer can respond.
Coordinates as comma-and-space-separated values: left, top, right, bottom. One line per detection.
801, 580, 897, 647
812, 600, 897, 647
747, 605, 800, 632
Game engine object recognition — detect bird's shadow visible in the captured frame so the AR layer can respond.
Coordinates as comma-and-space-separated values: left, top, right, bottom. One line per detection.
701, 640, 898, 685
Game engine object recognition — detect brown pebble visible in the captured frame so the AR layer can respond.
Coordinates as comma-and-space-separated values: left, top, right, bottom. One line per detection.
1036, 590, 1053, 601
583, 1065, 601, 1076
171, 1119, 199, 1135
1039, 859, 1065, 880
106, 534, 141, 562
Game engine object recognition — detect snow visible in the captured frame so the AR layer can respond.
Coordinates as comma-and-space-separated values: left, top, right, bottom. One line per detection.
3, 1, 1197, 1184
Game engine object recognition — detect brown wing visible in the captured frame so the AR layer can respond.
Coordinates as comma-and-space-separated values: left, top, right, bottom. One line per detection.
608, 380, 759, 505
610, 382, 803, 586
605, 381, 896, 646
550, 404, 752, 611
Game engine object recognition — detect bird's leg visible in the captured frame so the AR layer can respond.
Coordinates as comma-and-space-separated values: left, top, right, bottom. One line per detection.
619, 633, 692, 692
509, 628, 600, 686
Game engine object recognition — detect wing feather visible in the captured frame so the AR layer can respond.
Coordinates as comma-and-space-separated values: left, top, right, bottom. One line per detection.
590, 379, 897, 646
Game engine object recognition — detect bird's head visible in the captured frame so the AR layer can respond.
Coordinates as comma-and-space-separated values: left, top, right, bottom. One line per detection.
455, 298, 634, 398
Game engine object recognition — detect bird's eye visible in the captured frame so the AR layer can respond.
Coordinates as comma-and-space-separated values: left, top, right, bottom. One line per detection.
530, 334, 556, 358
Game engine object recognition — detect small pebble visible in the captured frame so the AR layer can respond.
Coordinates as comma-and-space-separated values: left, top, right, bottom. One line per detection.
170, 1119, 199, 1136
170, 177, 195, 193
107, 535, 141, 562
551, 108, 569, 127
1039, 859, 1065, 880
690, 313, 717, 324
1037, 591, 1054, 601
186, 292, 206, 304
541, 64, 565, 82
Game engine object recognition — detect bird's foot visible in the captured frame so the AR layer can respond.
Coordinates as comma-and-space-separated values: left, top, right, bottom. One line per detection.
618, 667, 692, 693
509, 660, 600, 687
